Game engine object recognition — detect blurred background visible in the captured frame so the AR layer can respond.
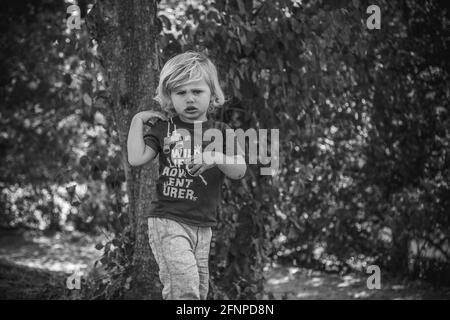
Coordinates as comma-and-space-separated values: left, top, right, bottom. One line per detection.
0, 0, 449, 299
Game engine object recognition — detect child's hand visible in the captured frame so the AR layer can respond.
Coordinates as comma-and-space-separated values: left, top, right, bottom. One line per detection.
134, 110, 167, 125
186, 151, 223, 176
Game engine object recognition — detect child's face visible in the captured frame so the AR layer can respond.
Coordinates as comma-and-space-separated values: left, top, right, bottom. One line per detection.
170, 79, 212, 123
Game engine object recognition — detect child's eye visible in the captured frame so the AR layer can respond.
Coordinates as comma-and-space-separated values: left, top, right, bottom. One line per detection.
193, 90, 202, 94
176, 91, 186, 95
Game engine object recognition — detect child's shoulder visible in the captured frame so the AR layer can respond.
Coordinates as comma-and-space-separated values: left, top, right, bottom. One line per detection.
152, 117, 172, 125
211, 119, 232, 131
144, 118, 169, 134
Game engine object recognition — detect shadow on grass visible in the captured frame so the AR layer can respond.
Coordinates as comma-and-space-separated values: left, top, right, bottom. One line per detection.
0, 258, 68, 299
0, 228, 106, 300
0, 229, 104, 275
1, 228, 450, 300
264, 264, 450, 300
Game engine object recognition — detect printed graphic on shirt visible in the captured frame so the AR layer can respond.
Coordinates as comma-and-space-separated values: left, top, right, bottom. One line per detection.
160, 128, 207, 202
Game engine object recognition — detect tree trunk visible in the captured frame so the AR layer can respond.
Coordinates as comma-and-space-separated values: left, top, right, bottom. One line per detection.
86, 0, 162, 299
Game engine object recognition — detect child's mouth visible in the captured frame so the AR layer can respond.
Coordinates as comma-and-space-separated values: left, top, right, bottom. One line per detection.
185, 107, 198, 113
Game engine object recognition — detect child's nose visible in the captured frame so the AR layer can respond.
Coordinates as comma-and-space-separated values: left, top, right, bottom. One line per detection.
186, 93, 195, 102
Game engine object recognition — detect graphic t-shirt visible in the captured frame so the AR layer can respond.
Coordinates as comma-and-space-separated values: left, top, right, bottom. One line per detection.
143, 115, 233, 227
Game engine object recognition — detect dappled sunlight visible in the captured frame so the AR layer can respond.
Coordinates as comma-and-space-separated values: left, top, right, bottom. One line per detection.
305, 277, 324, 287
264, 264, 450, 300
267, 276, 290, 286
288, 267, 301, 276
337, 275, 362, 288
352, 291, 369, 299
392, 285, 405, 290
0, 231, 104, 277
1, 0, 449, 302
1, 231, 449, 299
296, 291, 320, 299
12, 260, 88, 275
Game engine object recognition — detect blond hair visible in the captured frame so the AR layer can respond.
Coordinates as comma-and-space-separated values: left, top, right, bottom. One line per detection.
155, 51, 225, 115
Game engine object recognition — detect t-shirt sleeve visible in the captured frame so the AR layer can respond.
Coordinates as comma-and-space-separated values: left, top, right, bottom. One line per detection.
143, 119, 164, 155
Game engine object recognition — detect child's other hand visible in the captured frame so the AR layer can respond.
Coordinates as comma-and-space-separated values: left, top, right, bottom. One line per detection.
186, 151, 222, 176
134, 110, 167, 124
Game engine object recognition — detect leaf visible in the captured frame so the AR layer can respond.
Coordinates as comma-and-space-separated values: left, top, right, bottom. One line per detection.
81, 79, 92, 93
271, 74, 280, 85
234, 76, 240, 90
435, 106, 447, 115
305, 164, 314, 181
66, 185, 76, 197
71, 200, 81, 207
96, 159, 107, 171
91, 170, 102, 180
63, 74, 72, 85
291, 18, 302, 33
425, 91, 436, 100
158, 14, 171, 29
238, 30, 247, 45
94, 97, 107, 110
291, 73, 300, 86
83, 93, 92, 106
237, 0, 246, 15
79, 155, 89, 167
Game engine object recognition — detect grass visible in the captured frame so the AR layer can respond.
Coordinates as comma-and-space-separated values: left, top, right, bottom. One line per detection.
1, 228, 449, 300
0, 258, 67, 299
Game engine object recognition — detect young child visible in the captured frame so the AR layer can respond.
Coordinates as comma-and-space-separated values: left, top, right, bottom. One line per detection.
127, 51, 246, 300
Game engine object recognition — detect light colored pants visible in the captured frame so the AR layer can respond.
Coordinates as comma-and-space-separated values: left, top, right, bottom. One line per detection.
147, 217, 212, 300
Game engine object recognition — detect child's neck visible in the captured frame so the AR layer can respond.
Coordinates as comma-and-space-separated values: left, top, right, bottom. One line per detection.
177, 114, 208, 123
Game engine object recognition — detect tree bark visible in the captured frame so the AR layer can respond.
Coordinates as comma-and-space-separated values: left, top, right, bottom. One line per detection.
86, 0, 162, 299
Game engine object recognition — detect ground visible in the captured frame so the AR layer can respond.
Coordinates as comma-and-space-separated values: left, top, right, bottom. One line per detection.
1, 229, 449, 300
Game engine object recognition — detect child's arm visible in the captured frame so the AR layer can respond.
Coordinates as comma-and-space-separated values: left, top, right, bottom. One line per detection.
188, 151, 247, 180
216, 129, 247, 179
216, 153, 247, 180
127, 111, 166, 167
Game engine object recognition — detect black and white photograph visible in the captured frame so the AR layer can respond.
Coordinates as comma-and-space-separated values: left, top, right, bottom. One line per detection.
0, 0, 449, 307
